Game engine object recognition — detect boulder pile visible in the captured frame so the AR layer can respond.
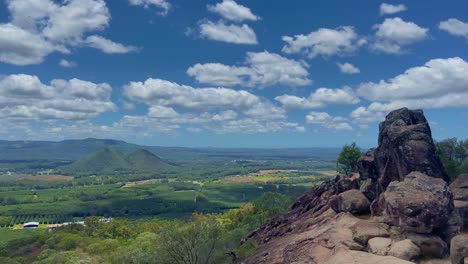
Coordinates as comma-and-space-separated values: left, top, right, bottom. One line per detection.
245, 108, 465, 264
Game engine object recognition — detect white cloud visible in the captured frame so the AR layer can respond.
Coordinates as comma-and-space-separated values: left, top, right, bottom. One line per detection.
207, 0, 259, 22
337, 62, 360, 74
41, 0, 110, 43
148, 106, 180, 119
187, 51, 310, 88
306, 112, 353, 131
371, 17, 428, 54
208, 118, 304, 134
0, 23, 55, 65
350, 106, 386, 125
212, 110, 238, 121
59, 59, 77, 67
0, 74, 116, 120
85, 35, 139, 54
275, 87, 359, 109
123, 78, 285, 120
282, 26, 366, 58
1, 0, 137, 66
439, 18, 468, 40
199, 21, 258, 44
353, 57, 468, 124
128, 0, 171, 16
379, 3, 407, 16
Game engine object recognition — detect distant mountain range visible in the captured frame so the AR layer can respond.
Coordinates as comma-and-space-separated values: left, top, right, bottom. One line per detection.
0, 138, 340, 162
57, 148, 173, 176
0, 138, 340, 173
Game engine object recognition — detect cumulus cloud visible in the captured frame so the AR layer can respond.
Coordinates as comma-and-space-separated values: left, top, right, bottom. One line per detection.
123, 78, 285, 120
187, 51, 310, 88
207, 0, 259, 22
439, 18, 468, 41
212, 110, 238, 121
306, 112, 353, 131
282, 26, 366, 58
275, 87, 359, 109
128, 0, 171, 16
0, 23, 55, 65
199, 21, 257, 44
59, 59, 77, 67
379, 3, 407, 16
1, 0, 137, 65
337, 62, 360, 74
371, 17, 428, 54
0, 74, 116, 120
85, 35, 139, 54
353, 57, 468, 124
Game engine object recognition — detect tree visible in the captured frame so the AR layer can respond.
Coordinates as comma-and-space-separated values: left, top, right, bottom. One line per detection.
158, 216, 223, 264
253, 193, 292, 224
436, 138, 468, 181
337, 143, 362, 176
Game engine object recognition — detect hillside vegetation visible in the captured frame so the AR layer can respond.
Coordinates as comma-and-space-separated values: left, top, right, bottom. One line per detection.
58, 148, 173, 176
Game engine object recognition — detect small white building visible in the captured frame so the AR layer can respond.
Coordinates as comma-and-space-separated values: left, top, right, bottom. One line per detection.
23, 222, 39, 229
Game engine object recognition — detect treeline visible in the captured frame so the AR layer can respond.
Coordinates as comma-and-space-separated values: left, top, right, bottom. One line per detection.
0, 193, 291, 264
435, 138, 467, 181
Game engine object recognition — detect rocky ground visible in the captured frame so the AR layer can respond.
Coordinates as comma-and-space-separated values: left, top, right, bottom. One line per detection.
244, 108, 468, 264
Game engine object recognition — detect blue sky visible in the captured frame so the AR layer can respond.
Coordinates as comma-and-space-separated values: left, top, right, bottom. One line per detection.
0, 0, 467, 148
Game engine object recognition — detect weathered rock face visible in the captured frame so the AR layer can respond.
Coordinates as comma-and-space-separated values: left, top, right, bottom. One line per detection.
247, 175, 359, 244
452, 174, 468, 228
372, 172, 454, 234
405, 233, 448, 258
325, 248, 414, 264
451, 235, 468, 264
451, 174, 468, 201
358, 108, 449, 200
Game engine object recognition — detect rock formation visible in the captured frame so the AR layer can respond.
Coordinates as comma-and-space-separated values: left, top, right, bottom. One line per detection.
451, 174, 468, 229
244, 108, 464, 264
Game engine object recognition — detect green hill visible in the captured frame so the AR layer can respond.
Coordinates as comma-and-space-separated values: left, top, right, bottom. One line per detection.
126, 149, 171, 171
58, 148, 172, 176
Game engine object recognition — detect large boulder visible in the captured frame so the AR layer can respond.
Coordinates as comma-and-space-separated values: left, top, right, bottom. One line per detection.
352, 220, 390, 245
372, 172, 454, 234
357, 108, 449, 202
368, 237, 392, 256
330, 189, 370, 214
451, 235, 468, 264
388, 239, 421, 261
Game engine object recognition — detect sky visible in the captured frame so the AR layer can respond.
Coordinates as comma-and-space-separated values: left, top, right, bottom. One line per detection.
0, 0, 467, 148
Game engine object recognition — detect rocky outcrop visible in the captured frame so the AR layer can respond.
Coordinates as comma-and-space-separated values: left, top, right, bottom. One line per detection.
244, 108, 461, 264
358, 108, 449, 201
